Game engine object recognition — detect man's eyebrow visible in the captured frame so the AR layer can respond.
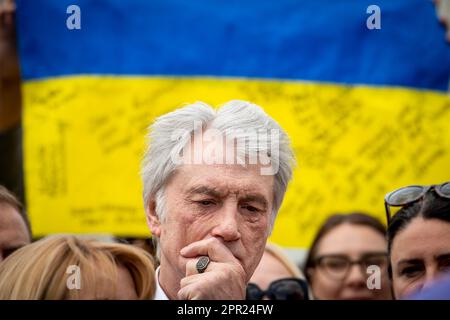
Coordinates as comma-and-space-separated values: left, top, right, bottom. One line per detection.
240, 194, 268, 208
186, 186, 224, 198
186, 187, 268, 207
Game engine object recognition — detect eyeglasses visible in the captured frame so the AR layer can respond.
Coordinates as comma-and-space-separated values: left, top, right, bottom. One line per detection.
314, 253, 388, 281
246, 278, 309, 300
384, 182, 450, 224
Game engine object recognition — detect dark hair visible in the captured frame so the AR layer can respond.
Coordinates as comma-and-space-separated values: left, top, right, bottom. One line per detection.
303, 212, 386, 282
387, 190, 450, 253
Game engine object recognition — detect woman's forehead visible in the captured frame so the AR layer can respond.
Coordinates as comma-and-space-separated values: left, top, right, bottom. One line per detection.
391, 218, 450, 262
316, 224, 386, 255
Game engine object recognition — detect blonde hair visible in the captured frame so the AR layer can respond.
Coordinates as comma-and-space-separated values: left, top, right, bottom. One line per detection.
265, 242, 304, 279
0, 235, 156, 299
265, 243, 313, 299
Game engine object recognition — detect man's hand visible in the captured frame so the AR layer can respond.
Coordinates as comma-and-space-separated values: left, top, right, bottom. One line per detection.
178, 237, 247, 300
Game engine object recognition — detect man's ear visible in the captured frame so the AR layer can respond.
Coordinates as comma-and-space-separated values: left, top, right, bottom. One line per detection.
145, 198, 161, 237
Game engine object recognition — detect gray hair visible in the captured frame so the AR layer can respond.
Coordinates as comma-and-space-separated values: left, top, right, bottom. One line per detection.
141, 100, 295, 232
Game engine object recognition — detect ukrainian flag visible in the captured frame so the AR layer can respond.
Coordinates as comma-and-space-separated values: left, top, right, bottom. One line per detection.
17, 0, 450, 249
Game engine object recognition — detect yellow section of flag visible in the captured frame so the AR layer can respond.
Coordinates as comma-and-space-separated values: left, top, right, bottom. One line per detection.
23, 76, 450, 248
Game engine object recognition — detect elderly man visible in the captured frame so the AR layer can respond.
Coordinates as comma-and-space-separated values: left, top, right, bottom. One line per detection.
141, 100, 295, 300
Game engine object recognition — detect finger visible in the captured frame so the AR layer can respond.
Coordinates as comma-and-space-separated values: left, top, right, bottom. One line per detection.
180, 237, 237, 263
177, 279, 213, 300
180, 273, 205, 288
178, 270, 246, 300
177, 285, 194, 300
185, 258, 217, 277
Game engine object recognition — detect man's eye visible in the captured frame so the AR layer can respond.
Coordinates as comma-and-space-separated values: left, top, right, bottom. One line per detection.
242, 205, 260, 212
197, 200, 214, 206
401, 266, 424, 278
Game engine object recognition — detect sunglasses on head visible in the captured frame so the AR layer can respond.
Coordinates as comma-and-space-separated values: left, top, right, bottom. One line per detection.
246, 278, 309, 300
384, 181, 450, 224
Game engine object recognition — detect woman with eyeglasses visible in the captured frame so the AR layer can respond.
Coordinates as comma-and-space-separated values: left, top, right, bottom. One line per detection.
385, 182, 450, 299
303, 213, 393, 300
247, 243, 310, 300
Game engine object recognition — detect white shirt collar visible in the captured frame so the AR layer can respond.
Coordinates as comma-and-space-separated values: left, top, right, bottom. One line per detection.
154, 266, 169, 300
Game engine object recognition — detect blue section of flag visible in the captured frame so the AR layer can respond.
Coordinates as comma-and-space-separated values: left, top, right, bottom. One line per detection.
17, 0, 450, 91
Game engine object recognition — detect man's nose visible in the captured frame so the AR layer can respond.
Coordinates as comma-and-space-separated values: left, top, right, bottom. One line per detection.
211, 204, 241, 242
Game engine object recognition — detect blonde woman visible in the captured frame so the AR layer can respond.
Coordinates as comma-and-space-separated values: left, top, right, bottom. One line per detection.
248, 243, 310, 300
0, 235, 156, 299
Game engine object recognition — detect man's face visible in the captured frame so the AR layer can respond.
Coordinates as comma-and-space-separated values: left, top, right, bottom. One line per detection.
0, 203, 30, 263
153, 163, 274, 283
